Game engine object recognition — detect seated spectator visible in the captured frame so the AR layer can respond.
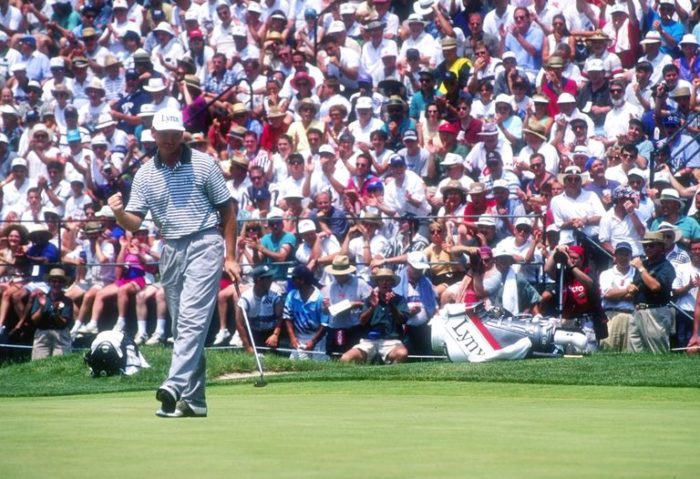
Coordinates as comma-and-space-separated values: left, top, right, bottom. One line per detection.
29, 268, 73, 360
599, 242, 637, 352
496, 217, 543, 283
323, 255, 372, 358
257, 208, 297, 293
0, 224, 30, 340
545, 244, 605, 348
340, 268, 409, 364
64, 221, 116, 338
490, 244, 541, 316
77, 229, 149, 335
284, 265, 328, 361
235, 265, 284, 354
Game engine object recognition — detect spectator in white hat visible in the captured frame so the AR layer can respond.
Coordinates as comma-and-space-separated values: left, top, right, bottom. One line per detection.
638, 31, 672, 85
295, 218, 341, 287
550, 165, 606, 244
151, 22, 186, 76
577, 58, 611, 131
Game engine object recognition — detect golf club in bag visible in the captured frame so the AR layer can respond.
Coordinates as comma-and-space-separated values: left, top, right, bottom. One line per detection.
235, 285, 267, 387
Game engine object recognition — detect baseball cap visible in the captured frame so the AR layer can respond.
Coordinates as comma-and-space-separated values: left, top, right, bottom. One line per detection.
297, 219, 317, 234
614, 242, 633, 254
407, 251, 429, 270
402, 129, 418, 142
152, 109, 185, 132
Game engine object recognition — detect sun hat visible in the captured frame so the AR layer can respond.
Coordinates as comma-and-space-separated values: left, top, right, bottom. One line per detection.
143, 78, 167, 93
45, 268, 67, 283
371, 267, 400, 285
640, 230, 665, 244
325, 255, 356, 276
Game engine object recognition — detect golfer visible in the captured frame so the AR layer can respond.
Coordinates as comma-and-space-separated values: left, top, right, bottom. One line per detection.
108, 108, 240, 418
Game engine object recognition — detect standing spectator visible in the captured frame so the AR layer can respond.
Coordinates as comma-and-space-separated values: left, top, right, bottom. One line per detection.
628, 231, 676, 353
394, 252, 437, 357
599, 242, 636, 351
29, 267, 73, 360
671, 239, 700, 348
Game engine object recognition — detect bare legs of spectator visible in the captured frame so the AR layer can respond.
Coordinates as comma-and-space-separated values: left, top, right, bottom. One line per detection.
0, 283, 22, 337
70, 286, 99, 338
114, 282, 143, 334
213, 283, 242, 346
136, 284, 169, 345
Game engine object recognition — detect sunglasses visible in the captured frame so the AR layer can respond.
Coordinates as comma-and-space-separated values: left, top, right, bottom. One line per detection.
516, 226, 531, 233
288, 160, 303, 165
429, 229, 442, 234
530, 163, 543, 168
565, 177, 581, 183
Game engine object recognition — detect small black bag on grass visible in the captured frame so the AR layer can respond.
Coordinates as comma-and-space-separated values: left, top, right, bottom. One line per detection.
84, 331, 150, 377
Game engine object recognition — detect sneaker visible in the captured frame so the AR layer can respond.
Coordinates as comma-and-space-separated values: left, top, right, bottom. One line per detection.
70, 325, 81, 340
212, 329, 231, 346
155, 387, 177, 415
78, 322, 99, 335
145, 333, 165, 346
134, 332, 148, 345
229, 331, 244, 347
156, 400, 207, 418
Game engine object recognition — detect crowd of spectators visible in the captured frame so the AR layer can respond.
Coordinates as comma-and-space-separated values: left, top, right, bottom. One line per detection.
2, 0, 700, 364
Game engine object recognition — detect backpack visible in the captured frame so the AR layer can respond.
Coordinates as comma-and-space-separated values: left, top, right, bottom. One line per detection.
84, 331, 150, 377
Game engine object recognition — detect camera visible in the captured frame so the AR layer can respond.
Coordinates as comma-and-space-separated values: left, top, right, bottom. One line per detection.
553, 249, 569, 264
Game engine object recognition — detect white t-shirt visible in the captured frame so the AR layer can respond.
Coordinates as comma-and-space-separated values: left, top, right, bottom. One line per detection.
550, 189, 606, 244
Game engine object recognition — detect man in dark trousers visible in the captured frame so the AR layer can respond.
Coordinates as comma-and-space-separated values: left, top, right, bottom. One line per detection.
108, 108, 240, 418
628, 230, 676, 353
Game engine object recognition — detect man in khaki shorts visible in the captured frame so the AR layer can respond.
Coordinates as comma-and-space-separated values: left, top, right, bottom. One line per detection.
340, 268, 409, 364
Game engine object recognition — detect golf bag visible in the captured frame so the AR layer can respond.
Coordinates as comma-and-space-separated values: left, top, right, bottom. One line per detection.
431, 303, 588, 363
84, 331, 150, 377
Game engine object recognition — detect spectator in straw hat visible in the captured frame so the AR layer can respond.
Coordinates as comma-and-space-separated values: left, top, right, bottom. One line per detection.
29, 267, 73, 360
322, 254, 371, 357
340, 267, 409, 364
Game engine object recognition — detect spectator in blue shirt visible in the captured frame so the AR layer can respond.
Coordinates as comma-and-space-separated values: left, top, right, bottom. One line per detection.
284, 265, 329, 361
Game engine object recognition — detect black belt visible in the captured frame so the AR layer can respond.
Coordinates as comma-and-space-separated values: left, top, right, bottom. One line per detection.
606, 309, 634, 314
635, 303, 666, 310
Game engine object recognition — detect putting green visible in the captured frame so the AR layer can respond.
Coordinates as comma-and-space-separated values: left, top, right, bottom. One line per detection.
1, 381, 697, 479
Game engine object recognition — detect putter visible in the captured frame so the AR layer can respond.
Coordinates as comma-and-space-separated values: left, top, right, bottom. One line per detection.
236, 287, 267, 387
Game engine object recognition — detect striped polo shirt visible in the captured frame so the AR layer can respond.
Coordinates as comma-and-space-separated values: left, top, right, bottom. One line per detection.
126, 145, 232, 239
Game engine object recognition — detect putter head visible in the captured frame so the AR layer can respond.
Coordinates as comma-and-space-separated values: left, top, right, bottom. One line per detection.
254, 378, 267, 387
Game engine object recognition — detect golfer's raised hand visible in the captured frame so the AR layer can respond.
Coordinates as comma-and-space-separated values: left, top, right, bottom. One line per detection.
108, 192, 125, 215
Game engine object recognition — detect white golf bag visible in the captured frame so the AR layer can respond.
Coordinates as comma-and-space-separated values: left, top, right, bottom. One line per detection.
430, 303, 588, 363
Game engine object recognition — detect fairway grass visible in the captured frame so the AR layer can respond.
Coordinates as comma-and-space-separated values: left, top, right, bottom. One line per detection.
1, 381, 698, 479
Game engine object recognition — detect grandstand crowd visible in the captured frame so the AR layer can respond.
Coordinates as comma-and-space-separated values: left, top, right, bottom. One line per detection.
1, 0, 700, 363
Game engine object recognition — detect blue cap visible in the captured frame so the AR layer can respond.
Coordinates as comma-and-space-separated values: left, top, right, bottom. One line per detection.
66, 129, 81, 143
304, 8, 317, 18
615, 241, 632, 254
366, 180, 384, 191
125, 68, 138, 79
25, 110, 39, 123
357, 73, 372, 85
20, 35, 36, 47
389, 154, 406, 167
